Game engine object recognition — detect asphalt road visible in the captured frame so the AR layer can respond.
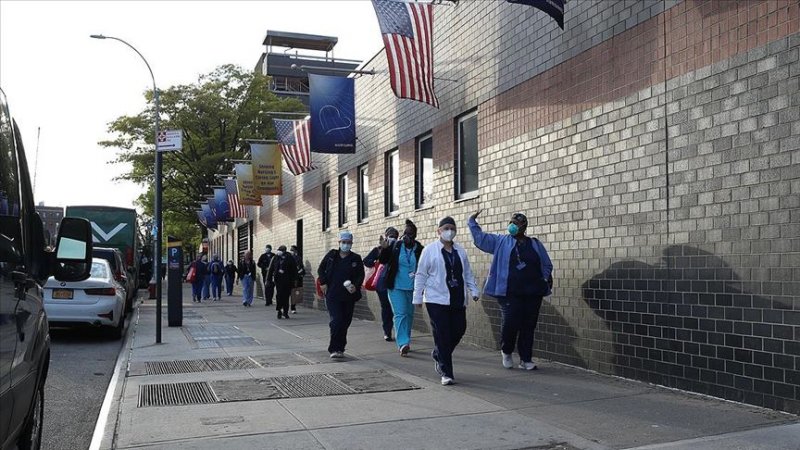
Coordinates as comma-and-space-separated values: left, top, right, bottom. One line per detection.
41, 313, 129, 450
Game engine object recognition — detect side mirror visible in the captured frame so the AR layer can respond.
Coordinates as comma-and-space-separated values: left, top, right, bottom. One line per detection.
52, 217, 93, 282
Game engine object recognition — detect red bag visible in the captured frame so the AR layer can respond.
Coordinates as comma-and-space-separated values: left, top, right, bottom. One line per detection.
186, 265, 196, 283
315, 278, 324, 299
363, 264, 385, 291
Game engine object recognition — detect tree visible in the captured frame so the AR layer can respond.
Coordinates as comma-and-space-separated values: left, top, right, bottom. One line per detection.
100, 64, 305, 252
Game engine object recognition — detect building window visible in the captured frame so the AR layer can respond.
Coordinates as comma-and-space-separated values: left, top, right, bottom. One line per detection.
456, 110, 478, 198
384, 149, 400, 216
415, 133, 433, 209
322, 182, 331, 231
357, 164, 369, 223
338, 173, 348, 227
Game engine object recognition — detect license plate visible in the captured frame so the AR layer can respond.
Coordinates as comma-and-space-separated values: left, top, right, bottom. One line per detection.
52, 289, 73, 300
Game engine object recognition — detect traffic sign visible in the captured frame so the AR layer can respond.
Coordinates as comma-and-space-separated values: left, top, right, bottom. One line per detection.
156, 129, 182, 151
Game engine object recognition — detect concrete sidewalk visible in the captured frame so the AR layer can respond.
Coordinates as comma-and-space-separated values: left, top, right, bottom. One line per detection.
95, 285, 799, 450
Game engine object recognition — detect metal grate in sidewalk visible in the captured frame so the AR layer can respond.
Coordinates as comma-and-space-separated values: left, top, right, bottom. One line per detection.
138, 381, 217, 407
144, 357, 259, 375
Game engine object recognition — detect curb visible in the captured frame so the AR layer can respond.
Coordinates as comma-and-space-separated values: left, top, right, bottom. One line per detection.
88, 299, 140, 450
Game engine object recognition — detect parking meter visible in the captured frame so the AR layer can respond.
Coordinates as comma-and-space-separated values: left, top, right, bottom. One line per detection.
167, 236, 183, 327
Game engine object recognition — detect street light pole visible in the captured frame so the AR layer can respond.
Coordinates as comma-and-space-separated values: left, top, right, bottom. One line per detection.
91, 34, 163, 343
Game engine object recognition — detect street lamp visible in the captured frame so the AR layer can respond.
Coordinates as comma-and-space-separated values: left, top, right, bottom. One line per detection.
91, 34, 163, 343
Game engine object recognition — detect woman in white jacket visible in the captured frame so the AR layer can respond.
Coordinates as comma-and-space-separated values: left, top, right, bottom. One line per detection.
413, 217, 480, 386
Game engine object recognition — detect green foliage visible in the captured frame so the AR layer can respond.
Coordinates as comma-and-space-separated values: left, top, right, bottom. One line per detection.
100, 64, 306, 250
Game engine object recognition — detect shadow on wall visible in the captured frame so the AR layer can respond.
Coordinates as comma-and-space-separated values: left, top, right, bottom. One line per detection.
581, 245, 799, 414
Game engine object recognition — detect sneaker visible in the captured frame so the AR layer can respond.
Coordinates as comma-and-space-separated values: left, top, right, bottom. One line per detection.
292, 310, 297, 314
384, 335, 393, 342
400, 344, 410, 357
441, 376, 454, 386
330, 351, 344, 359
277, 312, 283, 319
519, 361, 537, 371
283, 313, 290, 319
502, 352, 514, 369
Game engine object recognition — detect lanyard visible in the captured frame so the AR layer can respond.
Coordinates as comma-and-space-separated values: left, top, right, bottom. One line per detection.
444, 248, 457, 280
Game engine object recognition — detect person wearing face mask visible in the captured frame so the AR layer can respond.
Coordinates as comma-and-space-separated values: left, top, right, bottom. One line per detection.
413, 217, 479, 386
468, 209, 553, 371
257, 244, 275, 306
266, 245, 298, 319
317, 231, 365, 359
379, 220, 424, 356
224, 259, 237, 296
289, 245, 305, 314
364, 227, 399, 342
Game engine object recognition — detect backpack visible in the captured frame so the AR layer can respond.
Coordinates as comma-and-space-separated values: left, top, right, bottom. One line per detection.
211, 262, 221, 274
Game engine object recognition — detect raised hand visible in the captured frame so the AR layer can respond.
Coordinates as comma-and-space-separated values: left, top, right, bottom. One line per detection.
470, 209, 483, 221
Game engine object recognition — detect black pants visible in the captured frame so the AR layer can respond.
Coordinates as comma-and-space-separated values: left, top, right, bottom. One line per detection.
262, 273, 274, 305
426, 303, 467, 379
498, 296, 543, 362
326, 297, 356, 353
275, 285, 291, 316
377, 289, 394, 337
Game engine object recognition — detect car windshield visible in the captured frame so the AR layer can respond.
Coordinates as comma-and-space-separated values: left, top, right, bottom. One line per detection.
90, 262, 109, 279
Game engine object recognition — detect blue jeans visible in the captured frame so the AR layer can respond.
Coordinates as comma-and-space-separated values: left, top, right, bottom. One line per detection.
426, 303, 466, 379
191, 280, 203, 301
224, 274, 234, 295
210, 274, 223, 299
498, 295, 544, 362
388, 289, 414, 348
377, 289, 393, 337
202, 274, 211, 299
326, 297, 355, 353
242, 275, 254, 305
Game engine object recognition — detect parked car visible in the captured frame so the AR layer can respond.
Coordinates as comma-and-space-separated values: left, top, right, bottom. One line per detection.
1, 87, 93, 450
43, 258, 126, 339
92, 247, 134, 312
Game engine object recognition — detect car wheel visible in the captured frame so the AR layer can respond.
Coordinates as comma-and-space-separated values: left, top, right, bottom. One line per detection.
18, 381, 44, 450
108, 314, 125, 340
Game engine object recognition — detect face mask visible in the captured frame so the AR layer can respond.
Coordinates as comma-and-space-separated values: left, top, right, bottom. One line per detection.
386, 237, 397, 245
266, 248, 272, 254
340, 243, 352, 252
440, 230, 456, 242
508, 223, 519, 235
275, 250, 284, 257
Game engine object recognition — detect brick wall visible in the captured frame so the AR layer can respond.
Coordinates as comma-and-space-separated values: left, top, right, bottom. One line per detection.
209, 0, 800, 414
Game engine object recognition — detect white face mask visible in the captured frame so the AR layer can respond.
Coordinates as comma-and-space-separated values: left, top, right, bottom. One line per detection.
275, 250, 284, 257
386, 237, 397, 245
440, 230, 456, 242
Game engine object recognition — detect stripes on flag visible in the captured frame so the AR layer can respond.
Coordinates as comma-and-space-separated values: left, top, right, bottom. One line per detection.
274, 118, 316, 175
224, 178, 246, 218
372, 0, 438, 108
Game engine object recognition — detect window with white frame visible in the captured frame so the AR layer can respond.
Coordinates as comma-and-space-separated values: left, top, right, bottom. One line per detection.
322, 182, 331, 231
456, 110, 478, 198
357, 164, 369, 223
415, 133, 433, 209
338, 173, 348, 227
384, 149, 400, 216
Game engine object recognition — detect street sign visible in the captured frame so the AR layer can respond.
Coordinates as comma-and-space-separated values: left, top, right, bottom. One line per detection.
156, 129, 182, 151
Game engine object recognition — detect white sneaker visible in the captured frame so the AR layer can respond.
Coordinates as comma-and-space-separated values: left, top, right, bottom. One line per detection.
441, 376, 454, 386
519, 361, 537, 371
501, 352, 514, 369
330, 352, 344, 359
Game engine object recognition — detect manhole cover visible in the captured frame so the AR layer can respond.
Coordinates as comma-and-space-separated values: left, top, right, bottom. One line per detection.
143, 357, 259, 375
138, 381, 217, 407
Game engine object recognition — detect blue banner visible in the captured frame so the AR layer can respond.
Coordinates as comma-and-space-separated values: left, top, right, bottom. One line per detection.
309, 74, 356, 154
201, 203, 217, 230
214, 187, 231, 221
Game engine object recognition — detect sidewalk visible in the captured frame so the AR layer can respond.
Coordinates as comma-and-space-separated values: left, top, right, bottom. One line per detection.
95, 284, 799, 450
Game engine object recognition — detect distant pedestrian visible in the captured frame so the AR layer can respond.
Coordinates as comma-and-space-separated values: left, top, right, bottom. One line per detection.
379, 220, 423, 356
363, 227, 399, 342
289, 245, 304, 314
468, 209, 553, 371
257, 244, 275, 306
189, 255, 207, 303
267, 245, 298, 319
224, 259, 237, 296
208, 254, 224, 301
238, 250, 258, 307
318, 231, 364, 359
200, 254, 211, 300
414, 217, 479, 386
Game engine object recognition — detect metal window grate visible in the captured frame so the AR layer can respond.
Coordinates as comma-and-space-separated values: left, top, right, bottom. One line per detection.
138, 382, 217, 407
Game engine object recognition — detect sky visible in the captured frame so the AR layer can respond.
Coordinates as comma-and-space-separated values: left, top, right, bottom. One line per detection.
0, 0, 382, 210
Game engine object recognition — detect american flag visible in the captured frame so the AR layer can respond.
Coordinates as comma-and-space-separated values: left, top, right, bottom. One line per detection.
274, 118, 316, 175
372, 0, 438, 108
224, 178, 246, 218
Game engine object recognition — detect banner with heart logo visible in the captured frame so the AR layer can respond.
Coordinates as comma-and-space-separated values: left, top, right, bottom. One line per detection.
310, 74, 356, 154
250, 142, 283, 195
234, 163, 263, 206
